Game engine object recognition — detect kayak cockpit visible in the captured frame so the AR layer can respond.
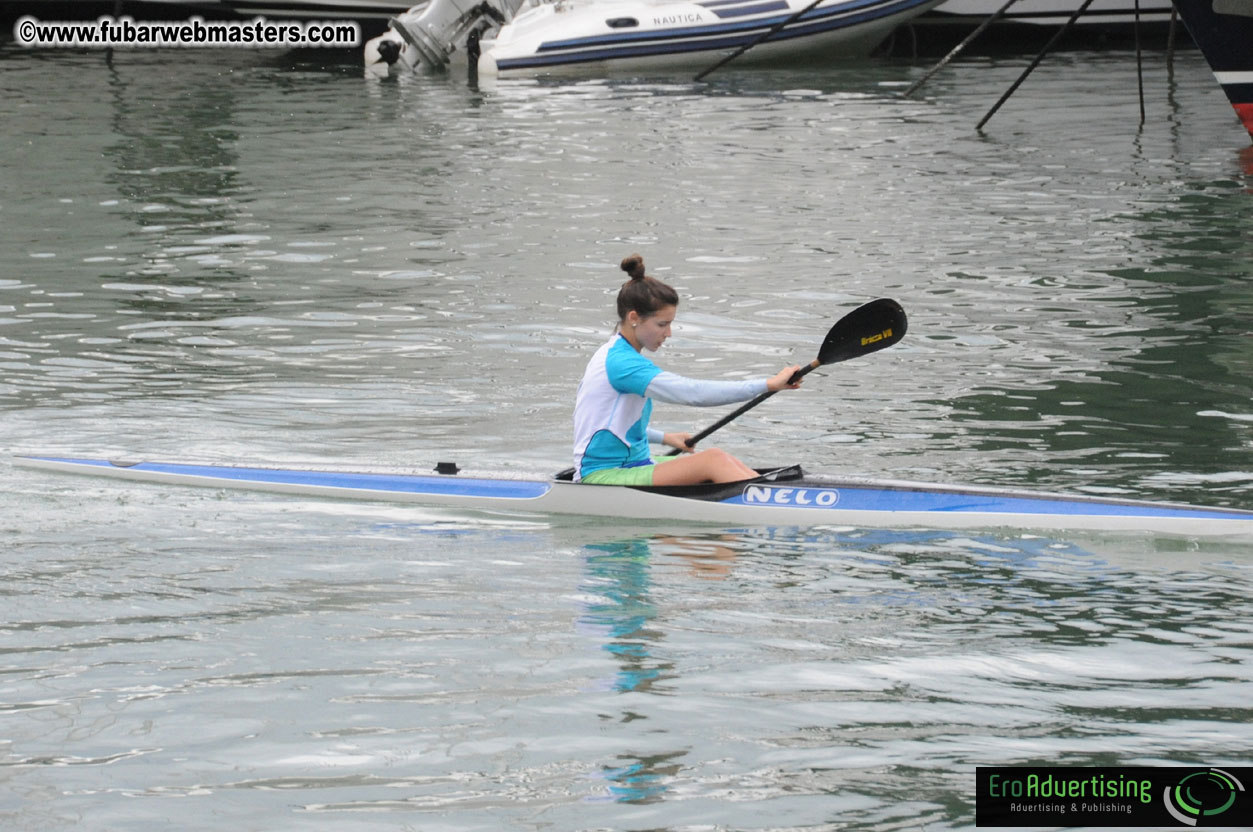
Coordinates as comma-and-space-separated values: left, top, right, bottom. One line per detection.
552, 464, 804, 501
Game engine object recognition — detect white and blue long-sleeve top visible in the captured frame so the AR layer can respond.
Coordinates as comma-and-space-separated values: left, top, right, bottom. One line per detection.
573, 334, 769, 482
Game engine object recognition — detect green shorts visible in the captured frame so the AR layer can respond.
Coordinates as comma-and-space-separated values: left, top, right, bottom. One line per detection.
581, 465, 656, 487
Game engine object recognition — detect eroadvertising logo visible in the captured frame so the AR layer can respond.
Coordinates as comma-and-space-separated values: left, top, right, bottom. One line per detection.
1163, 769, 1248, 827
975, 766, 1251, 827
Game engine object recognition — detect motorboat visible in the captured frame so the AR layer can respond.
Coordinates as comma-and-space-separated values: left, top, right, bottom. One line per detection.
364, 0, 947, 77
913, 0, 1175, 33
480, 0, 948, 76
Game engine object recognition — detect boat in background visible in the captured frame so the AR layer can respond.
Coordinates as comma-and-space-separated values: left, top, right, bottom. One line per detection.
365, 0, 946, 77
1, 1, 236, 36
361, 0, 1190, 74
908, 0, 1177, 40
220, 0, 400, 35
1171, 0, 1253, 140
15, 455, 1253, 537
482, 0, 946, 76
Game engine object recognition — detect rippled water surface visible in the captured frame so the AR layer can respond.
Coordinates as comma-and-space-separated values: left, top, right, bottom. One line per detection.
2, 39, 1251, 831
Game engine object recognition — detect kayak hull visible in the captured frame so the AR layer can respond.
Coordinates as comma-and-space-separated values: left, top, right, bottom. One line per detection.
14, 456, 1253, 538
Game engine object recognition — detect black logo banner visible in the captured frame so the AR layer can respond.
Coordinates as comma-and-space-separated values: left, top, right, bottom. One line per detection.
976, 766, 1252, 827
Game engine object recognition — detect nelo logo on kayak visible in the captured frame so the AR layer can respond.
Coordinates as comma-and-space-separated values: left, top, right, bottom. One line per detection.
742, 485, 840, 507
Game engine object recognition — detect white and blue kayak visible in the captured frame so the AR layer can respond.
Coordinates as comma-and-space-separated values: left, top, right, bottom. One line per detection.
14, 456, 1253, 537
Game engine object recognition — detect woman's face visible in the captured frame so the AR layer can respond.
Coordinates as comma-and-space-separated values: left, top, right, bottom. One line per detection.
627, 304, 676, 352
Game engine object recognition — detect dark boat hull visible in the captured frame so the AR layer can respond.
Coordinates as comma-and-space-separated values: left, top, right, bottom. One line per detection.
1172, 0, 1253, 138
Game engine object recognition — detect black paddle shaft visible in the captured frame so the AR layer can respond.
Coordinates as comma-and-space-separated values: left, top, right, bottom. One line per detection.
664, 298, 906, 456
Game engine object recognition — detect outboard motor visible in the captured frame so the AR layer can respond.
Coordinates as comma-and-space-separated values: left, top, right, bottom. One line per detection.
376, 38, 403, 65
392, 0, 511, 69
363, 28, 412, 76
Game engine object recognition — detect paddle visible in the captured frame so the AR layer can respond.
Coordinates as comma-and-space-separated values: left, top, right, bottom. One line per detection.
663, 297, 907, 456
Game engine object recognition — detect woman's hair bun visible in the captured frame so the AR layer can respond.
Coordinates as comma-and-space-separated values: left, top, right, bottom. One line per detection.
620, 254, 646, 281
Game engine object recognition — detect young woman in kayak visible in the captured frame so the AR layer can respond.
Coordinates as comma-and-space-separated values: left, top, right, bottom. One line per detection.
573, 254, 802, 486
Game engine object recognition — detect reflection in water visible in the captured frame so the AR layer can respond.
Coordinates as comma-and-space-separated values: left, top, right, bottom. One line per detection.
599, 751, 687, 805
580, 539, 670, 695
571, 525, 1238, 808
579, 535, 742, 691
2, 492, 1249, 827
578, 536, 709, 804
923, 168, 1253, 503
652, 534, 742, 579
94, 53, 268, 391
103, 55, 244, 242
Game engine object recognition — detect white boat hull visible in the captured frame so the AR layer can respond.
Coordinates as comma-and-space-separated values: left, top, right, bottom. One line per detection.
476, 0, 944, 75
15, 456, 1253, 538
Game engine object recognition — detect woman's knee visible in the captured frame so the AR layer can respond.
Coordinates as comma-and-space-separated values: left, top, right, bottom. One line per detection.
695, 447, 733, 467
697, 447, 753, 478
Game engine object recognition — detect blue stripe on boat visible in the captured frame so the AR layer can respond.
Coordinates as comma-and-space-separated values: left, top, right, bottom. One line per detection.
726, 483, 1245, 519
706, 1, 790, 18
44, 458, 552, 500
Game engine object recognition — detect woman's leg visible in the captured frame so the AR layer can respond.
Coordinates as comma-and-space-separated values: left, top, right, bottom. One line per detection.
651, 447, 757, 486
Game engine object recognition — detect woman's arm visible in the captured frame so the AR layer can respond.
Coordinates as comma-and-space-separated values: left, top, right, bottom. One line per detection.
645, 371, 768, 407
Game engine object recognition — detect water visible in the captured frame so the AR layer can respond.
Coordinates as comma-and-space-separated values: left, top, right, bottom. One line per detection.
2, 40, 1252, 831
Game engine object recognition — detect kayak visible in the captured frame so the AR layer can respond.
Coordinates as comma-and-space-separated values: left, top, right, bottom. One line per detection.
14, 455, 1253, 537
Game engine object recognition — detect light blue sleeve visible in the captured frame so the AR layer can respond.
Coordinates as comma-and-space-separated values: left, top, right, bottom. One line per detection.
647, 427, 665, 444
646, 371, 768, 407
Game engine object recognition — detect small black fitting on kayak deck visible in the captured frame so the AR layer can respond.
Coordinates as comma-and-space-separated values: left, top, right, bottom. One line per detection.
435, 461, 460, 475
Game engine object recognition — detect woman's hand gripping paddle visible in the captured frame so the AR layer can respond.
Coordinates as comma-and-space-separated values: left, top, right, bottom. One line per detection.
664, 298, 907, 456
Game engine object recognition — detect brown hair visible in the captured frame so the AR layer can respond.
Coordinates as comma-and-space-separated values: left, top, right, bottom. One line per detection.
616, 254, 679, 323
